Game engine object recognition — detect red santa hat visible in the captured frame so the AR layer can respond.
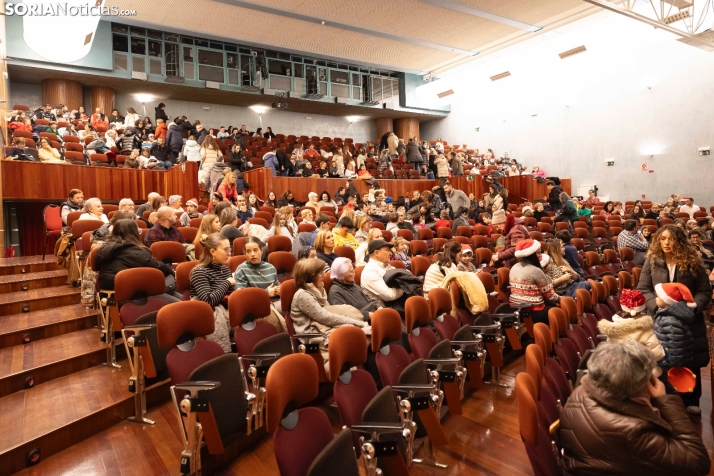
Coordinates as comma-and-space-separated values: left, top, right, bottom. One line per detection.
461, 244, 473, 255
655, 283, 697, 308
539, 254, 550, 268
514, 239, 540, 258
620, 289, 646, 316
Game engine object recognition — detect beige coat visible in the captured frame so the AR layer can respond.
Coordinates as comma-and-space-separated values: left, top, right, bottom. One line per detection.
387, 133, 399, 156
598, 314, 665, 361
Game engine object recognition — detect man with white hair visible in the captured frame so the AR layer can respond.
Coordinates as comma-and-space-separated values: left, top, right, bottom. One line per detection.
144, 206, 186, 247
136, 192, 160, 220
168, 195, 184, 213
118, 198, 135, 213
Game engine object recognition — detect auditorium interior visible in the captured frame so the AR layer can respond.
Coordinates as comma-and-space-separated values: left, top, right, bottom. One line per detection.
1, 1, 714, 475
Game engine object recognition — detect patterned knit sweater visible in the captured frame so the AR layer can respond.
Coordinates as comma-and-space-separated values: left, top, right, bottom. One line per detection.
509, 262, 560, 308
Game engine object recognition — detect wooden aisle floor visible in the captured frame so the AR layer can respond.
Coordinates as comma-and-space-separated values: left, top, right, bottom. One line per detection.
13, 358, 714, 476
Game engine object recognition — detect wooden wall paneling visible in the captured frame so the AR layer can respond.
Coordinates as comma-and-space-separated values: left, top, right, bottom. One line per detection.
375, 117, 394, 144
394, 118, 419, 142
90, 87, 115, 116
2, 162, 198, 202
42, 79, 83, 111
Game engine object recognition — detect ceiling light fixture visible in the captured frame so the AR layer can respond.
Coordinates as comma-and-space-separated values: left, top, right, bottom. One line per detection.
249, 105, 267, 114
22, 0, 104, 63
134, 94, 155, 104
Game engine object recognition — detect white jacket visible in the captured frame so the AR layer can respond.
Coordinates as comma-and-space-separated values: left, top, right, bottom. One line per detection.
124, 113, 141, 127
183, 140, 201, 162
360, 259, 403, 306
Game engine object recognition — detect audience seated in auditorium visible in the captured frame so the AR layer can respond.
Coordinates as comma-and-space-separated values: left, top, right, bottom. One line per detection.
314, 230, 338, 269
333, 217, 358, 249
60, 189, 84, 228
219, 207, 246, 244
688, 229, 714, 274
559, 340, 710, 476
542, 239, 591, 297
144, 206, 186, 247
360, 239, 404, 308
679, 197, 700, 219
618, 220, 650, 265
423, 241, 461, 294
37, 137, 65, 164
95, 219, 175, 292
508, 239, 560, 323
189, 233, 234, 352
291, 258, 370, 370
178, 199, 200, 227
79, 197, 109, 223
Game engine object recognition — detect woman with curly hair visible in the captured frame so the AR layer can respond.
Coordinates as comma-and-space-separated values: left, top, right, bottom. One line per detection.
637, 225, 712, 414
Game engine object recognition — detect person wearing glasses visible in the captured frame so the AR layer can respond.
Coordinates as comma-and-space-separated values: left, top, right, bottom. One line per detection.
189, 233, 235, 353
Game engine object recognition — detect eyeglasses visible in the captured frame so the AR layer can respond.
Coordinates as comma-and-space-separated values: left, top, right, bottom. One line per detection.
219, 247, 232, 254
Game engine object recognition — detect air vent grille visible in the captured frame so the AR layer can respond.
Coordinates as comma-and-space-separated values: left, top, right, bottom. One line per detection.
664, 10, 690, 24
437, 89, 455, 99
559, 45, 587, 59
490, 71, 511, 81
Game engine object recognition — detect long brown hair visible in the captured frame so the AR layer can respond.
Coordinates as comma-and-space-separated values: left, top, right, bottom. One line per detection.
107, 220, 145, 248
191, 233, 228, 275
293, 258, 325, 290
647, 225, 705, 276
195, 214, 219, 246
545, 239, 569, 269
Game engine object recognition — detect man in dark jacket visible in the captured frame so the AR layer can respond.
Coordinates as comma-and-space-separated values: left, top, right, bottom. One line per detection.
276, 149, 290, 175
405, 138, 420, 170
559, 340, 710, 476
195, 124, 208, 145
165, 123, 183, 164
544, 181, 563, 211
555, 230, 586, 278
151, 138, 171, 170
178, 117, 192, 139
154, 103, 169, 122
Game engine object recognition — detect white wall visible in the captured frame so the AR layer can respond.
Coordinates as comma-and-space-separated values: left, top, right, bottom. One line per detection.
421, 12, 714, 206
8, 82, 41, 110
115, 95, 376, 143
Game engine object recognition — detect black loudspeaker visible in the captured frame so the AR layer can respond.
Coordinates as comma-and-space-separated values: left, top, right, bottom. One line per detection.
26, 448, 41, 466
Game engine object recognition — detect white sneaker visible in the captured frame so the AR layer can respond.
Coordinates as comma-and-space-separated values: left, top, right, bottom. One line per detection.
687, 406, 702, 415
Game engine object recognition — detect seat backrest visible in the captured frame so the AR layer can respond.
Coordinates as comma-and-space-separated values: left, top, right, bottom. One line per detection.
228, 255, 248, 272
179, 227, 198, 243
157, 301, 226, 385
70, 219, 104, 238
410, 255, 430, 278
280, 279, 298, 336
405, 296, 438, 359
410, 240, 428, 257
371, 308, 412, 387
233, 236, 247, 256
176, 261, 199, 300
43, 204, 63, 234
334, 246, 356, 263
150, 241, 186, 264
268, 251, 297, 275
268, 235, 293, 253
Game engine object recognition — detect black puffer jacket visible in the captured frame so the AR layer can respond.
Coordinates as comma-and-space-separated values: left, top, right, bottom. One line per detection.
118, 128, 141, 154
638, 258, 711, 369
95, 241, 173, 290
653, 301, 696, 368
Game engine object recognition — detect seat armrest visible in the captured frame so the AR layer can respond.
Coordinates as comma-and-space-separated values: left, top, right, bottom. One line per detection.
290, 333, 323, 340
423, 357, 461, 365
391, 384, 434, 393
174, 381, 221, 392
242, 353, 281, 361
351, 422, 404, 434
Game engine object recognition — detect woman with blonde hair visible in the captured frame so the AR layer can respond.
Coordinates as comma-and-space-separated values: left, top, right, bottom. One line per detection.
355, 228, 383, 267
266, 212, 295, 238
199, 135, 223, 182
314, 230, 338, 269
194, 214, 221, 247
354, 215, 372, 244
543, 238, 590, 297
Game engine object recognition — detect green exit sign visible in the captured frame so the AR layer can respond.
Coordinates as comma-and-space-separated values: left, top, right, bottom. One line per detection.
607, 161, 615, 166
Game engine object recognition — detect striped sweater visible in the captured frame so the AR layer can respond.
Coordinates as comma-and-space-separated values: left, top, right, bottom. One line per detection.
509, 262, 560, 308
234, 261, 279, 291
190, 263, 234, 307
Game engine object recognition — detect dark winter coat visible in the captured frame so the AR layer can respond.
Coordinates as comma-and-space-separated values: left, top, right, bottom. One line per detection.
546, 186, 563, 210
95, 241, 172, 290
154, 107, 168, 122
166, 124, 183, 151
118, 128, 141, 154
653, 301, 696, 368
638, 257, 711, 369
383, 268, 422, 297
229, 150, 245, 172
559, 375, 711, 476
328, 279, 379, 321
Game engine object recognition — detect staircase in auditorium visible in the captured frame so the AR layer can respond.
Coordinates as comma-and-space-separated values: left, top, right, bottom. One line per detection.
0, 255, 170, 476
